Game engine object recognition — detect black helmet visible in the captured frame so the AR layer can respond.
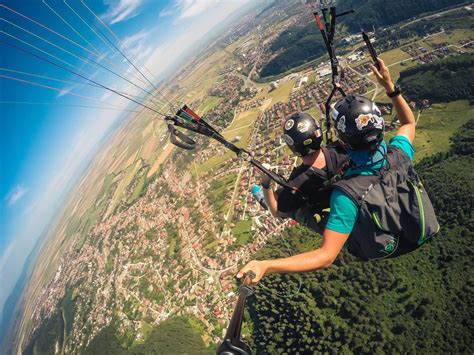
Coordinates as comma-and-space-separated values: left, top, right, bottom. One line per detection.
282, 112, 323, 156
331, 95, 384, 151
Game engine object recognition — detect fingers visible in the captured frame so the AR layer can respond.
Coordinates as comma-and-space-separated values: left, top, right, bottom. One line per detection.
370, 64, 383, 80
237, 261, 263, 284
237, 264, 251, 278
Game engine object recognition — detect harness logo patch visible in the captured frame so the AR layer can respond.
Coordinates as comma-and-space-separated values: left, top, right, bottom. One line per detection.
284, 119, 294, 130
337, 115, 346, 133
283, 134, 294, 146
297, 121, 309, 133
303, 138, 313, 146
355, 113, 384, 130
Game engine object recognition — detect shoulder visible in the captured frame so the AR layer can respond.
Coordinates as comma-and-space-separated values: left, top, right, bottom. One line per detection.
326, 188, 358, 234
389, 135, 415, 161
288, 164, 311, 182
331, 188, 355, 209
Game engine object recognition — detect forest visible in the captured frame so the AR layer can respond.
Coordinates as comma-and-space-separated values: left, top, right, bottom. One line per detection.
342, 0, 466, 33
245, 119, 474, 353
398, 54, 474, 104
259, 22, 326, 78
259, 0, 467, 78
85, 317, 209, 354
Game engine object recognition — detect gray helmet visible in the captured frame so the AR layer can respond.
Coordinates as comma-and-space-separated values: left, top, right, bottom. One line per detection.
332, 95, 384, 151
282, 112, 323, 157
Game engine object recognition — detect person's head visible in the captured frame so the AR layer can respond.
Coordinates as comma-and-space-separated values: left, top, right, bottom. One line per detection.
331, 95, 384, 152
282, 112, 323, 157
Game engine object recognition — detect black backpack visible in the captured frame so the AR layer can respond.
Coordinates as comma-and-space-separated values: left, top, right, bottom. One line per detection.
333, 146, 440, 260
276, 143, 348, 232
277, 143, 348, 211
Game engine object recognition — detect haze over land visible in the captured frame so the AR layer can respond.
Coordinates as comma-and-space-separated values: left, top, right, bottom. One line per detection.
1, 0, 473, 353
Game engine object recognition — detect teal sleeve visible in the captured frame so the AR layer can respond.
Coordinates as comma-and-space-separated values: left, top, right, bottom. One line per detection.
325, 189, 358, 234
390, 135, 414, 161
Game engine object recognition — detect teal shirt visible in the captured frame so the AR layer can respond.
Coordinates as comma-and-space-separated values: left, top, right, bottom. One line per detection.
326, 135, 414, 234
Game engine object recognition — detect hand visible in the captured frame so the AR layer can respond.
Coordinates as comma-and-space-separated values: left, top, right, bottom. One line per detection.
237, 260, 269, 284
371, 58, 395, 93
260, 163, 272, 189
261, 174, 272, 189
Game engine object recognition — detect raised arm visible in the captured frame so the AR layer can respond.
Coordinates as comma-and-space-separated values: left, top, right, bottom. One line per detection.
263, 186, 280, 218
371, 58, 416, 144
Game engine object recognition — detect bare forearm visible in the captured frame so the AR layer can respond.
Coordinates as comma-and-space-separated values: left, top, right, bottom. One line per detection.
372, 59, 416, 142
263, 188, 279, 217
392, 94, 415, 126
264, 248, 332, 274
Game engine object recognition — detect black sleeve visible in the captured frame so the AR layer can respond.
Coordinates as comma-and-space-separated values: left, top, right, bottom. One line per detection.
275, 165, 308, 213
276, 187, 304, 214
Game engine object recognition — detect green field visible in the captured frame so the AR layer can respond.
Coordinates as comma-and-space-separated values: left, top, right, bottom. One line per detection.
206, 174, 237, 218
385, 100, 473, 161
127, 166, 150, 205
412, 100, 473, 161
270, 80, 296, 104
196, 108, 261, 175
196, 78, 297, 175
198, 96, 223, 115
231, 219, 253, 247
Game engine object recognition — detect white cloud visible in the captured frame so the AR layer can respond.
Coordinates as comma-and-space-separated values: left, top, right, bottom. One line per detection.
160, 0, 216, 20
0, 243, 15, 276
176, 0, 215, 19
121, 30, 150, 50
7, 184, 28, 206
102, 0, 143, 25
147, 1, 250, 77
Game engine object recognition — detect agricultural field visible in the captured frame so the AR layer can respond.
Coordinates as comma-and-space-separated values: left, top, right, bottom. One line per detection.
198, 96, 223, 115
384, 100, 473, 161
231, 219, 253, 247
411, 100, 473, 161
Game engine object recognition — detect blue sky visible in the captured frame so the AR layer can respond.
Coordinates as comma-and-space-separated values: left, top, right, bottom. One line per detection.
0, 0, 252, 318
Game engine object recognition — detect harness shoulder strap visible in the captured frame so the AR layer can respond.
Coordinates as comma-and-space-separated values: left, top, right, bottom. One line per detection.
322, 147, 334, 176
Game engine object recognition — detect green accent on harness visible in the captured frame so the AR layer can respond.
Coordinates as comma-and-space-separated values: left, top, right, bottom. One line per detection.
371, 213, 397, 256
409, 180, 426, 245
372, 212, 389, 233
178, 110, 194, 122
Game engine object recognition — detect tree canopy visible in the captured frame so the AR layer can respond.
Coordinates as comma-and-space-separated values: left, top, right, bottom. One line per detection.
398, 54, 474, 104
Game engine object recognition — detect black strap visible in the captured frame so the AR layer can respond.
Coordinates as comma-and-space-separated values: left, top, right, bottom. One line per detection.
321, 147, 333, 175
166, 115, 297, 191
312, 6, 354, 142
168, 124, 196, 150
